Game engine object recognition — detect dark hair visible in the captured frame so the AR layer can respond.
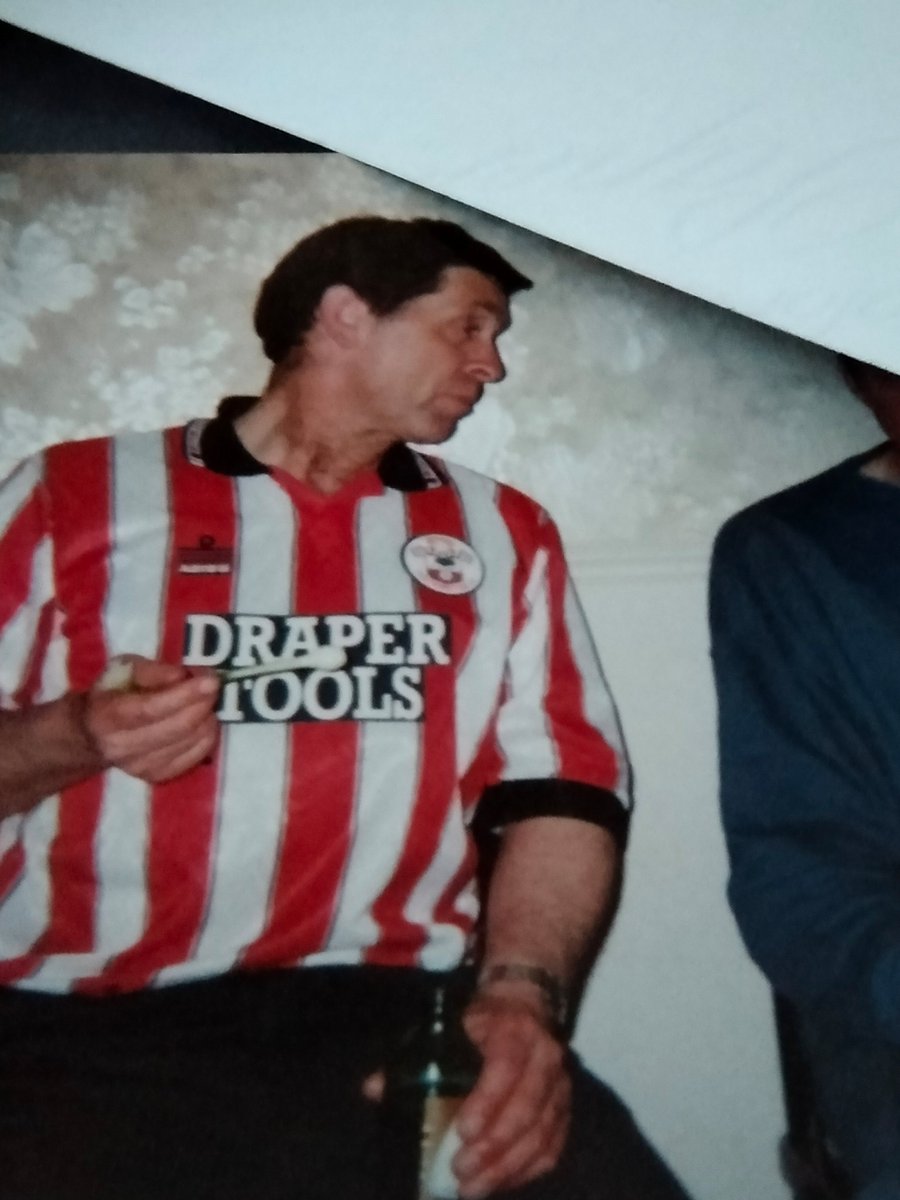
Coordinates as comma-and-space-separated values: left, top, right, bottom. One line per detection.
837, 353, 868, 394
253, 216, 533, 363
836, 353, 900, 400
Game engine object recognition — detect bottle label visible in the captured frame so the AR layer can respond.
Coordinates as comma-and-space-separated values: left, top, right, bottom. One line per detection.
419, 1095, 464, 1199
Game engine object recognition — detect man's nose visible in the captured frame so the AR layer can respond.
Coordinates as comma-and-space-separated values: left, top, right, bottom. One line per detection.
468, 343, 506, 384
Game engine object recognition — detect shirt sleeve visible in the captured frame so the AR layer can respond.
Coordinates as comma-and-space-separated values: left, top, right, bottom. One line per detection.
474, 506, 632, 848
711, 509, 900, 1043
0, 454, 55, 712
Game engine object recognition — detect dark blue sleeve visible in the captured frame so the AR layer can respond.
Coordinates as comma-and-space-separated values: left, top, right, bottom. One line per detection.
710, 510, 900, 1042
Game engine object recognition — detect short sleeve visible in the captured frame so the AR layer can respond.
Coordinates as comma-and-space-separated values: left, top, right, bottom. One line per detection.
476, 508, 631, 846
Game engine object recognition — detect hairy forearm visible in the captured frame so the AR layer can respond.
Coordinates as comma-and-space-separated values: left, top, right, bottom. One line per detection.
455, 817, 622, 1196
0, 663, 220, 823
0, 694, 105, 818
481, 816, 622, 995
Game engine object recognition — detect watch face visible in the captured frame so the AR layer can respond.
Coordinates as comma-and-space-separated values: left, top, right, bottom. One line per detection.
476, 964, 566, 1028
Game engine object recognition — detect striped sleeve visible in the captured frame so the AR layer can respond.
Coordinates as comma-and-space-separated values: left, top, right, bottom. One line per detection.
0, 455, 55, 711
478, 503, 632, 845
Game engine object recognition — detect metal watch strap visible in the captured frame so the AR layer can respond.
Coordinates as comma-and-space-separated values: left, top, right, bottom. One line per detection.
476, 963, 568, 1027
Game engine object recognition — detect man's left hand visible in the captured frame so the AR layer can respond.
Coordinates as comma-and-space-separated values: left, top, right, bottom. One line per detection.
452, 988, 570, 1199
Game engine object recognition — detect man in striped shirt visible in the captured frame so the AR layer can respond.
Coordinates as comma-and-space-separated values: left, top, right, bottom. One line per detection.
0, 216, 675, 1199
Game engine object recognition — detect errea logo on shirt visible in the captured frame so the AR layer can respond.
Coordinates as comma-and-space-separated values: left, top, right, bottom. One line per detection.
177, 535, 233, 575
183, 612, 451, 723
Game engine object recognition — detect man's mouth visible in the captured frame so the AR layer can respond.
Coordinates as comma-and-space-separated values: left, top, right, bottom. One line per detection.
444, 391, 480, 412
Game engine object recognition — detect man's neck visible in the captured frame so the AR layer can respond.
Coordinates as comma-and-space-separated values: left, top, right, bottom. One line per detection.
233, 377, 393, 495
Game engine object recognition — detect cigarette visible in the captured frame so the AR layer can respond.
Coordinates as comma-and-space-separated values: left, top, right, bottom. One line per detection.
96, 647, 347, 692
221, 647, 346, 680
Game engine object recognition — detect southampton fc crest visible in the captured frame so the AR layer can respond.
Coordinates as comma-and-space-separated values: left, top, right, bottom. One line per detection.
402, 534, 484, 595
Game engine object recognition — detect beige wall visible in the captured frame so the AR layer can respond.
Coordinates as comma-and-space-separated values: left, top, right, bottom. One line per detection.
0, 153, 882, 1199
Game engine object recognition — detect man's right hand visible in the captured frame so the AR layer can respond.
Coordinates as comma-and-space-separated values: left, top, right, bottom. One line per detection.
84, 657, 221, 782
0, 657, 222, 820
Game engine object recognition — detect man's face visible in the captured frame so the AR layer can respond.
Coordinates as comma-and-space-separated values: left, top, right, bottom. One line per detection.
356, 266, 511, 445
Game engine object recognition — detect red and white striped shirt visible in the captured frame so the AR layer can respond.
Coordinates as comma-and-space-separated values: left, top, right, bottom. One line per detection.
0, 399, 630, 994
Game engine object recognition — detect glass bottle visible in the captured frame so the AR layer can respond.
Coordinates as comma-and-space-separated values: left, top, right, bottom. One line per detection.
380, 972, 483, 1200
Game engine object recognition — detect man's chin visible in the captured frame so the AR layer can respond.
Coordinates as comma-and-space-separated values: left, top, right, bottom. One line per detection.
410, 416, 463, 446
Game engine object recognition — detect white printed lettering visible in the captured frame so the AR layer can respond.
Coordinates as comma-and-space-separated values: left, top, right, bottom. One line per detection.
279, 616, 322, 660
352, 665, 393, 719
407, 614, 451, 665
183, 614, 233, 666
232, 615, 278, 667
218, 679, 246, 722
185, 610, 450, 723
366, 614, 405, 665
251, 672, 304, 720
391, 666, 424, 719
323, 614, 367, 650
304, 669, 354, 720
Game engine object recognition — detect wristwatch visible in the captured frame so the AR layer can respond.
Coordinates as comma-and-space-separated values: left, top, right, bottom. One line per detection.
476, 962, 568, 1029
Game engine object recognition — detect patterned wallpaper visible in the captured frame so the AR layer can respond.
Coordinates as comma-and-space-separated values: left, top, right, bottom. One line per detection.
0, 153, 878, 560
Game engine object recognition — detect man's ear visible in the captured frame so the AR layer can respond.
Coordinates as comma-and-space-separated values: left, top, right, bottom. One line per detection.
315, 284, 374, 349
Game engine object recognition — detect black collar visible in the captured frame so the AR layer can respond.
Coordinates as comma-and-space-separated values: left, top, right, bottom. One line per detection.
183, 396, 448, 492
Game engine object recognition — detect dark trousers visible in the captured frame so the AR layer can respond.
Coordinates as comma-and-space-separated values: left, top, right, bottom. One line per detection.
0, 968, 691, 1200
800, 1008, 900, 1199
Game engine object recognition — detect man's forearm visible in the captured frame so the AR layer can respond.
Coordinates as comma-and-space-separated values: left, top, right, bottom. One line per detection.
479, 815, 622, 1018
453, 816, 622, 1197
0, 694, 105, 818
0, 662, 222, 821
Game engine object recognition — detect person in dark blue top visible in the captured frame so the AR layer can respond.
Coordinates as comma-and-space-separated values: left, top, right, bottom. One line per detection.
711, 357, 900, 1200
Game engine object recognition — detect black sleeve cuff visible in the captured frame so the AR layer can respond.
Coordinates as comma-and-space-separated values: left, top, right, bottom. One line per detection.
472, 779, 631, 851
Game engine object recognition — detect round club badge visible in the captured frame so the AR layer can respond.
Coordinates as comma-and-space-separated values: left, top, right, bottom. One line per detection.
402, 534, 484, 595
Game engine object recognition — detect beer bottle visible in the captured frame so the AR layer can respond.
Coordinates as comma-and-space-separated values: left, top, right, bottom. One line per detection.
381, 972, 482, 1200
